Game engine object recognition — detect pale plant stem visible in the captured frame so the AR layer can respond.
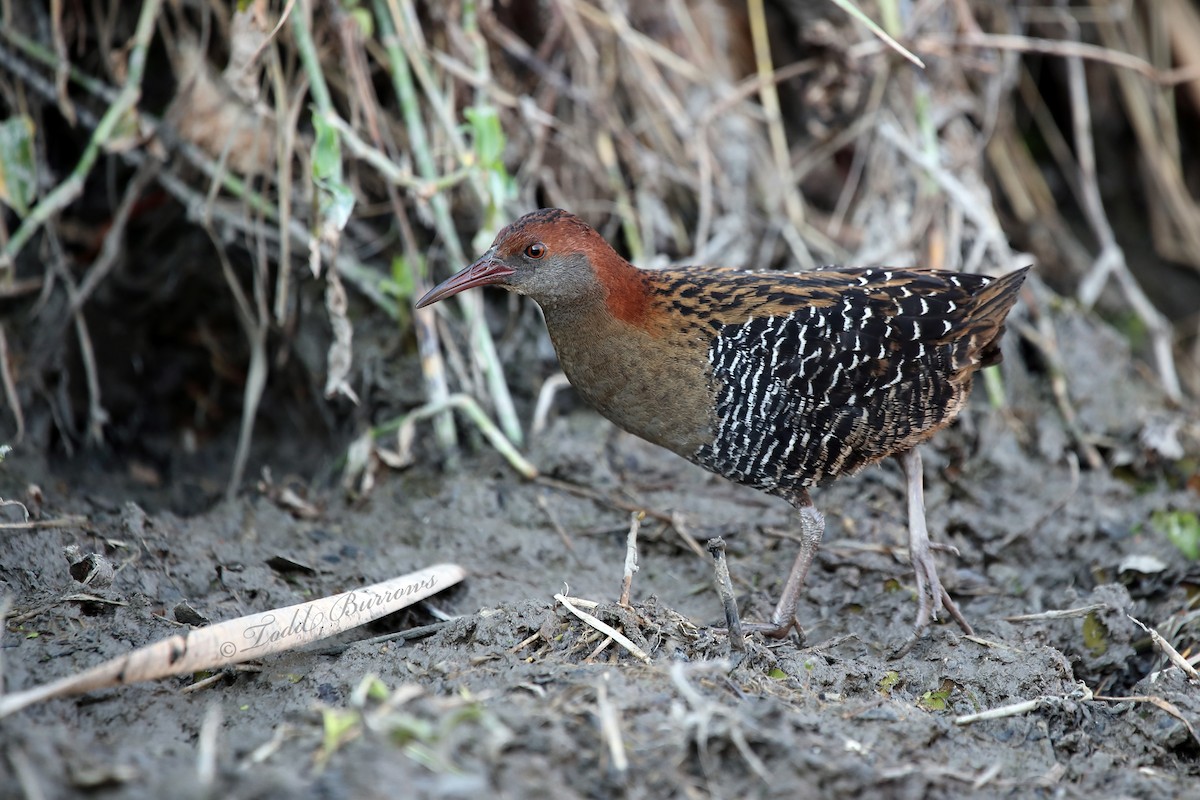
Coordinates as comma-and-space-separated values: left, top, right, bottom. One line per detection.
377, 0, 523, 449
0, 0, 163, 269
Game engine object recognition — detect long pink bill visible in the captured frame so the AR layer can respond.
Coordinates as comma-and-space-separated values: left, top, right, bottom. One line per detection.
415, 257, 513, 308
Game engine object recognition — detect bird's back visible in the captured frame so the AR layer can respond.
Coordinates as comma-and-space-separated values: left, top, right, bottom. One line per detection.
634, 265, 1030, 495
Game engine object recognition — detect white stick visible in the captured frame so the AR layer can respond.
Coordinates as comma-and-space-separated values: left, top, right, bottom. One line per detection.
0, 563, 466, 717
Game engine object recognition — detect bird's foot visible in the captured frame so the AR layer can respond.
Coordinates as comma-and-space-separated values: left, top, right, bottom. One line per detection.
892, 550, 975, 657
911, 545, 974, 635
704, 538, 803, 650
896, 449, 973, 656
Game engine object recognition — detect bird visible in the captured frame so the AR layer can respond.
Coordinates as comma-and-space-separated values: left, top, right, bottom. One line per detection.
417, 208, 1029, 643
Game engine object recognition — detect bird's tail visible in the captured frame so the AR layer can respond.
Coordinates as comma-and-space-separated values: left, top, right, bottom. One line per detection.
969, 266, 1031, 369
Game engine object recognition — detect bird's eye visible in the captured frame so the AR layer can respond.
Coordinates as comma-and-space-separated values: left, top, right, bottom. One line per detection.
524, 242, 547, 260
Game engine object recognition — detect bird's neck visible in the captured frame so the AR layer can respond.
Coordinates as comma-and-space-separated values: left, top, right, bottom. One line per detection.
531, 244, 653, 327
538, 289, 646, 363
537, 265, 714, 459
594, 255, 652, 327
535, 252, 656, 346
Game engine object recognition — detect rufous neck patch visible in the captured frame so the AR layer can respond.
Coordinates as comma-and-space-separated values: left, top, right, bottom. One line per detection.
594, 250, 651, 327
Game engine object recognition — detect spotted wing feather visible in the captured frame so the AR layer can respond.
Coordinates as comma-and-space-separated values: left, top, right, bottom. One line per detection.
684, 266, 1028, 497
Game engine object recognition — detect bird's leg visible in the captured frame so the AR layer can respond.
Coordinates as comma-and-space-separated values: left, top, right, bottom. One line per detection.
899, 449, 973, 640
741, 489, 825, 640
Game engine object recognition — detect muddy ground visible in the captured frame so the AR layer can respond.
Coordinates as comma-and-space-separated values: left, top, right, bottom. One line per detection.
1, 301, 1198, 800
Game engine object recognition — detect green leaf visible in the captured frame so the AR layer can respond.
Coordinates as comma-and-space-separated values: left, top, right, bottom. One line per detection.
919, 691, 945, 711
768, 667, 787, 680
312, 113, 343, 182
0, 116, 38, 216
320, 708, 360, 757
1082, 612, 1109, 657
384, 255, 418, 302
1152, 510, 1200, 560
464, 106, 505, 169
349, 7, 374, 38
386, 713, 436, 746
310, 113, 355, 233
918, 679, 955, 712
319, 179, 356, 232
462, 105, 516, 231
366, 676, 390, 702
877, 670, 900, 696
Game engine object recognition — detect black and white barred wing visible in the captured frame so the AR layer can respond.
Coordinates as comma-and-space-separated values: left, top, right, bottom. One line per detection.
694, 268, 996, 494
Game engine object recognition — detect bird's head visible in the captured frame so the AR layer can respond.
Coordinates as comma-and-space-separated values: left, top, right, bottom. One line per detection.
416, 209, 622, 310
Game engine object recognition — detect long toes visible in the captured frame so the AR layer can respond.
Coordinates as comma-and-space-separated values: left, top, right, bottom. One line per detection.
926, 572, 947, 620
899, 535, 975, 644
912, 554, 948, 619
940, 588, 974, 635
